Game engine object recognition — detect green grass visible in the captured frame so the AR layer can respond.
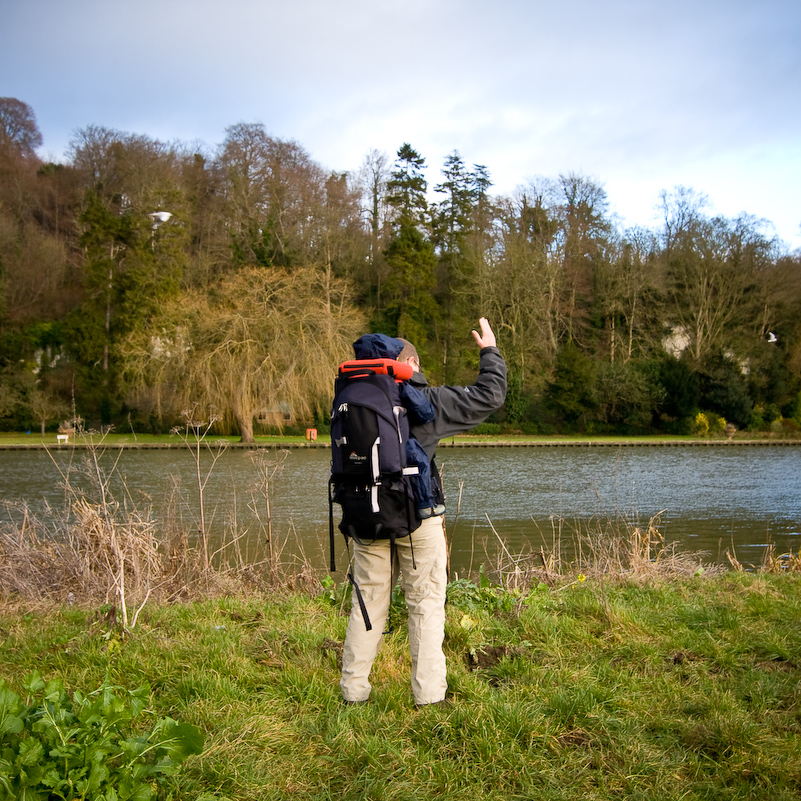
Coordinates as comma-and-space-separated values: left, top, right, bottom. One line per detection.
2, 572, 800, 799
0, 431, 317, 448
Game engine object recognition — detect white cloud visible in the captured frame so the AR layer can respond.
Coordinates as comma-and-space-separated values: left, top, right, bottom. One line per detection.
2, 0, 799, 246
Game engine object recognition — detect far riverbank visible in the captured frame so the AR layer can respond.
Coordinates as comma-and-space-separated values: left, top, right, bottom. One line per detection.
0, 432, 799, 450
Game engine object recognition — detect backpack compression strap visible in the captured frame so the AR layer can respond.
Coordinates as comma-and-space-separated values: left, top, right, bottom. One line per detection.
338, 358, 414, 382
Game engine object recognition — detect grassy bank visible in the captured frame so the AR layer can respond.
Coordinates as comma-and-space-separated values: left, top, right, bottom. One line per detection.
0, 431, 317, 448
2, 572, 800, 800
1, 430, 799, 449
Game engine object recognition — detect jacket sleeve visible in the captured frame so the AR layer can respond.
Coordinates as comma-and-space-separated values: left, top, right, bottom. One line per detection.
412, 347, 507, 459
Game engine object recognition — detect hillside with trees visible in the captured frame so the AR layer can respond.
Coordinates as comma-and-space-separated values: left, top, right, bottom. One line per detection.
1, 97, 800, 439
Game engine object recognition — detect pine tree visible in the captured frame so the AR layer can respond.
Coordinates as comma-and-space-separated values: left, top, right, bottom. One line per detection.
386, 143, 428, 229
380, 145, 439, 345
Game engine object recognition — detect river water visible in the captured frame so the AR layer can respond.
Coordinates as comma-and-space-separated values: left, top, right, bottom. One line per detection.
1, 444, 799, 574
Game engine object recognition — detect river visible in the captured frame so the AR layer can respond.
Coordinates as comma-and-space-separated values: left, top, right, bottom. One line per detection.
0, 444, 799, 575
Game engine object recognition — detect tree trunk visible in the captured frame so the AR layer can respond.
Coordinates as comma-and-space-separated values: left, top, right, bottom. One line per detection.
238, 415, 254, 443
232, 372, 255, 443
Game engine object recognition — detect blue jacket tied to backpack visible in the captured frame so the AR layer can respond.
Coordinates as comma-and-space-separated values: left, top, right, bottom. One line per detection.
352, 333, 403, 360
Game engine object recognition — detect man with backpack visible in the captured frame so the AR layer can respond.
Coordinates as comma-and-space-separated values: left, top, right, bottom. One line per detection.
338, 317, 507, 707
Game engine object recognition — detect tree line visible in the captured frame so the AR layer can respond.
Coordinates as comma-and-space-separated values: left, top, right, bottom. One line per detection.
1, 97, 800, 440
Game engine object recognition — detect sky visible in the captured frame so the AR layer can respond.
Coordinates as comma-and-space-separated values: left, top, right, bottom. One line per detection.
2, 0, 800, 248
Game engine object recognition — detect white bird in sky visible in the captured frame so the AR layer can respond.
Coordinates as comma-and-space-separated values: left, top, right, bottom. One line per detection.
149, 211, 173, 227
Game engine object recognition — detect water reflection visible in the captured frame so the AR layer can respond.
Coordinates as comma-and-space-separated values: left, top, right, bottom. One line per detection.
1, 444, 799, 573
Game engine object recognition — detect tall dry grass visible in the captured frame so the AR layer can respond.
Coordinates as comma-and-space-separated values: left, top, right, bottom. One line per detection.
478, 511, 727, 593
0, 429, 322, 627
727, 540, 801, 573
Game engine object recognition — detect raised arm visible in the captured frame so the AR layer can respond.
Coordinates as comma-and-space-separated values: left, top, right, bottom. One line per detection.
411, 319, 507, 457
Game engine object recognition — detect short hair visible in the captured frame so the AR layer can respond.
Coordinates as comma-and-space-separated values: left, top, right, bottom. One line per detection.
397, 338, 418, 364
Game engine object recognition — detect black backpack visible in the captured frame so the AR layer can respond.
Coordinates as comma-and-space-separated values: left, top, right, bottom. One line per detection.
328, 358, 422, 593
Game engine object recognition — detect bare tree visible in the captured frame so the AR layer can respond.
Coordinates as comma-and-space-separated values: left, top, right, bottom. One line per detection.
471, 193, 562, 383
357, 149, 391, 248
69, 125, 185, 215
658, 186, 709, 257
217, 123, 329, 269
354, 149, 393, 307
659, 190, 771, 363
554, 173, 612, 346
29, 388, 69, 436
121, 266, 364, 441
0, 97, 42, 157
596, 226, 660, 362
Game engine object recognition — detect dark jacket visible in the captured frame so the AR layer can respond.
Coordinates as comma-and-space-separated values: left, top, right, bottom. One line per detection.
409, 347, 507, 461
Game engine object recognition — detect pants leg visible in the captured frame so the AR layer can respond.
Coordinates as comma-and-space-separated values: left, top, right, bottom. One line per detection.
339, 516, 448, 705
340, 538, 393, 703
396, 516, 448, 705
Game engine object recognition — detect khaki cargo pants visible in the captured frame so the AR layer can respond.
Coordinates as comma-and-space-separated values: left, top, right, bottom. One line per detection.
340, 515, 448, 706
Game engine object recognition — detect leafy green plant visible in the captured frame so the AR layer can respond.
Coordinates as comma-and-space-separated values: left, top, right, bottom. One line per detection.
446, 569, 549, 614
0, 671, 204, 801
319, 574, 338, 604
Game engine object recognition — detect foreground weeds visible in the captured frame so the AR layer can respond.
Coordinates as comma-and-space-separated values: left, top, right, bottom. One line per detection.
0, 428, 319, 630
2, 572, 800, 800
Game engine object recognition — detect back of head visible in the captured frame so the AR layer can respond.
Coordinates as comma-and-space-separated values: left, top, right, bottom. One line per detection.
396, 338, 418, 365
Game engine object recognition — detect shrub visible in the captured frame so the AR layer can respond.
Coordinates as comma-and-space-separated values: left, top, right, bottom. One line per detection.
750, 404, 792, 433
471, 422, 503, 436
787, 391, 801, 427
771, 418, 799, 436
0, 672, 204, 800
693, 412, 709, 436
748, 407, 766, 432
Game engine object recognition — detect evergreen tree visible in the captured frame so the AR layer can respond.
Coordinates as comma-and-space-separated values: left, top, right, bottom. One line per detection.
544, 343, 599, 430
432, 151, 479, 381
378, 145, 439, 346
433, 151, 473, 257
383, 225, 439, 346
657, 354, 700, 422
386, 143, 428, 229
